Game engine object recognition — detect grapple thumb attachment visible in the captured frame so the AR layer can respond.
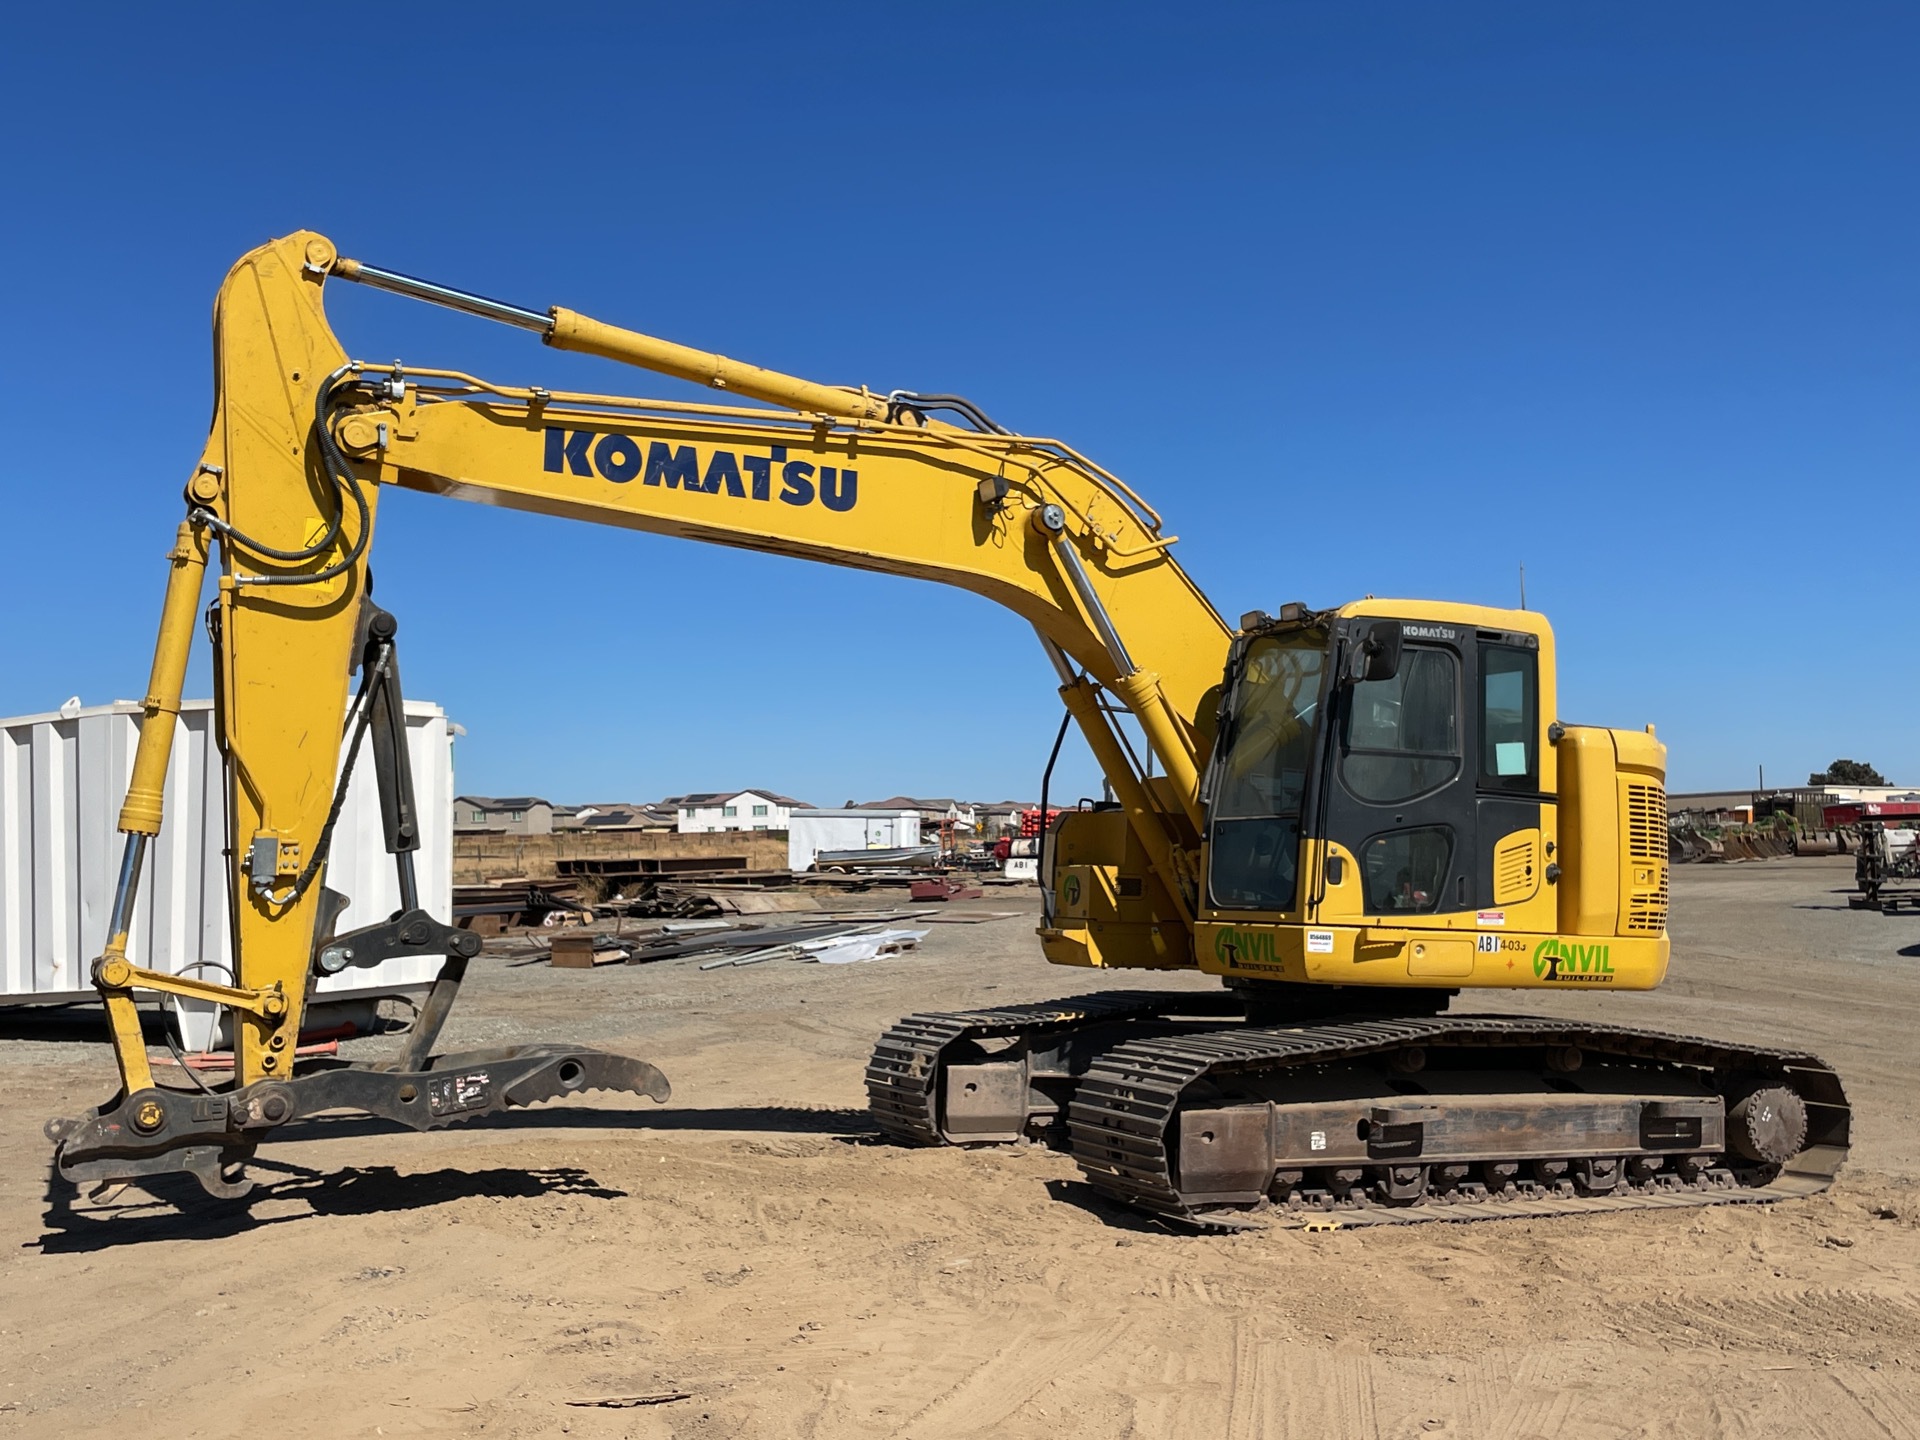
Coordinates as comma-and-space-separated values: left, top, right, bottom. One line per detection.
50, 1043, 670, 1201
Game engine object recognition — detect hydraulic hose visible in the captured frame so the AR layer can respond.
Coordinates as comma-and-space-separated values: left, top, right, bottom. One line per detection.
191, 365, 372, 587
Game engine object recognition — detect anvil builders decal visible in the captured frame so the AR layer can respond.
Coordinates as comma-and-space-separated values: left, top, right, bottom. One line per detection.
1212, 927, 1279, 968
1532, 938, 1614, 983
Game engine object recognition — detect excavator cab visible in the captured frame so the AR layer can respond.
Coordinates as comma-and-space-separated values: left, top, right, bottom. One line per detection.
1042, 597, 1670, 996
1208, 603, 1547, 934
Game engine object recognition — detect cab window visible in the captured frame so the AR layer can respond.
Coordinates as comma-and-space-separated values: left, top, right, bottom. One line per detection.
1480, 645, 1538, 790
1208, 630, 1328, 910
1361, 826, 1453, 913
1340, 647, 1459, 804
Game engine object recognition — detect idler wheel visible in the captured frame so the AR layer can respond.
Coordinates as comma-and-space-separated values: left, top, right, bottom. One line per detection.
1726, 1084, 1808, 1165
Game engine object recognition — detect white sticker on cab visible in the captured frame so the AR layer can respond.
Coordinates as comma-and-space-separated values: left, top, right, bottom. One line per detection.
1476, 910, 1506, 927
1306, 930, 1335, 954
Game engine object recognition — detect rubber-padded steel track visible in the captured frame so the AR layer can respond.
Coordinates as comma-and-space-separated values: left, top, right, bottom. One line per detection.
866, 991, 1229, 1145
1068, 1014, 1850, 1227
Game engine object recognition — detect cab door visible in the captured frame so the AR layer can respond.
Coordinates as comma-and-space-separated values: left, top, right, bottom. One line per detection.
1313, 620, 1547, 926
1471, 630, 1547, 920
1316, 623, 1477, 920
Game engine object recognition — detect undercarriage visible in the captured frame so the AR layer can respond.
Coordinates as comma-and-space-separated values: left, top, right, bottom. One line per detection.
867, 990, 1849, 1228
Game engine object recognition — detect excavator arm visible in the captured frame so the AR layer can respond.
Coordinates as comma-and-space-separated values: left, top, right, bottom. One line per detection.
53, 229, 1229, 1196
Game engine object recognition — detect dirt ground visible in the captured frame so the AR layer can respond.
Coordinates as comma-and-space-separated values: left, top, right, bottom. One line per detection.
3, 857, 1918, 1439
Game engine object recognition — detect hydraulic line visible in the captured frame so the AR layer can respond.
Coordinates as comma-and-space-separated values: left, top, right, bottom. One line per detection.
1035, 710, 1074, 927
191, 366, 372, 586
264, 636, 386, 908
887, 391, 1010, 434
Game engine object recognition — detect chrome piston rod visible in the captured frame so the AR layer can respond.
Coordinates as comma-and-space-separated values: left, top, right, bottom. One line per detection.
1046, 527, 1137, 678
105, 834, 148, 943
333, 260, 552, 334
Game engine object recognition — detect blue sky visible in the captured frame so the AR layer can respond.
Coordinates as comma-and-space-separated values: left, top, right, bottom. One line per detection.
1, 5, 1913, 803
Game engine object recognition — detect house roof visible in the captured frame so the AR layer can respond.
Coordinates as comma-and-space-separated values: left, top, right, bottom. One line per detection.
455, 795, 549, 810
662, 790, 811, 808
575, 803, 675, 827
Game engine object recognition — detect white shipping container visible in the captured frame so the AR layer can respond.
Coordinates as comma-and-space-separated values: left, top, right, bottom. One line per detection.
0, 697, 453, 1048
787, 809, 922, 871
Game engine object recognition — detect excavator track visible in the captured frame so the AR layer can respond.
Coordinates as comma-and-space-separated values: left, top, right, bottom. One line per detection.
866, 991, 1242, 1146
1068, 1015, 1850, 1228
866, 993, 1850, 1229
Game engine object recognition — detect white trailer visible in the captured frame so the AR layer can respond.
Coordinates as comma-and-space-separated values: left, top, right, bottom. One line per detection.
0, 697, 454, 1048
787, 808, 922, 871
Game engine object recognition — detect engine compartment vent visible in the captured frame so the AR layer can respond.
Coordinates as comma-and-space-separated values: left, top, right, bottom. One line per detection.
1627, 784, 1668, 861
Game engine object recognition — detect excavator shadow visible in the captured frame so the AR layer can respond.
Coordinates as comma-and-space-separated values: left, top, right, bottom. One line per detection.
34, 1159, 626, 1254
1042, 1177, 1179, 1234
34, 1105, 878, 1252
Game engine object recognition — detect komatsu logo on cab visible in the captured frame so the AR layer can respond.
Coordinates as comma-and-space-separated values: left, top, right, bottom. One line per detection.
543, 428, 858, 512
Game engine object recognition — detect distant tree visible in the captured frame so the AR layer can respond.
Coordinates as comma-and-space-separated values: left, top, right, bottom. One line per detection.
1808, 759, 1888, 786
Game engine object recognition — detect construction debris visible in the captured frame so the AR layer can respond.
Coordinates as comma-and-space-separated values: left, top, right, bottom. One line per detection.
508, 896, 1014, 968
910, 878, 985, 902
806, 928, 929, 964
454, 879, 590, 934
697, 924, 929, 970
547, 934, 630, 968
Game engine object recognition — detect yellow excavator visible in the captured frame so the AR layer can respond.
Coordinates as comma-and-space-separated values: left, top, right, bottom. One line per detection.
50, 231, 1847, 1225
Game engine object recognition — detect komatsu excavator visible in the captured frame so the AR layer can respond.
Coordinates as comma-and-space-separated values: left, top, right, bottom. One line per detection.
50, 231, 1848, 1225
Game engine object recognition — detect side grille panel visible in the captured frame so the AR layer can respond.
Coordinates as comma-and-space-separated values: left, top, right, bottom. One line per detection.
1627, 784, 1668, 861
1623, 783, 1669, 933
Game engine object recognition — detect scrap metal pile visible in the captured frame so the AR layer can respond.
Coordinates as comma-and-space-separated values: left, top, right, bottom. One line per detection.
510, 908, 1015, 973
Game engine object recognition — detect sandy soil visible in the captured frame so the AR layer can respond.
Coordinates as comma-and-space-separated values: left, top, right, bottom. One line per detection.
2, 857, 1918, 1439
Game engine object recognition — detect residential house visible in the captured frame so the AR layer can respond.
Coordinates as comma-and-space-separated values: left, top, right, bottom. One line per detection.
665, 790, 810, 834
454, 796, 555, 835
553, 802, 678, 832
